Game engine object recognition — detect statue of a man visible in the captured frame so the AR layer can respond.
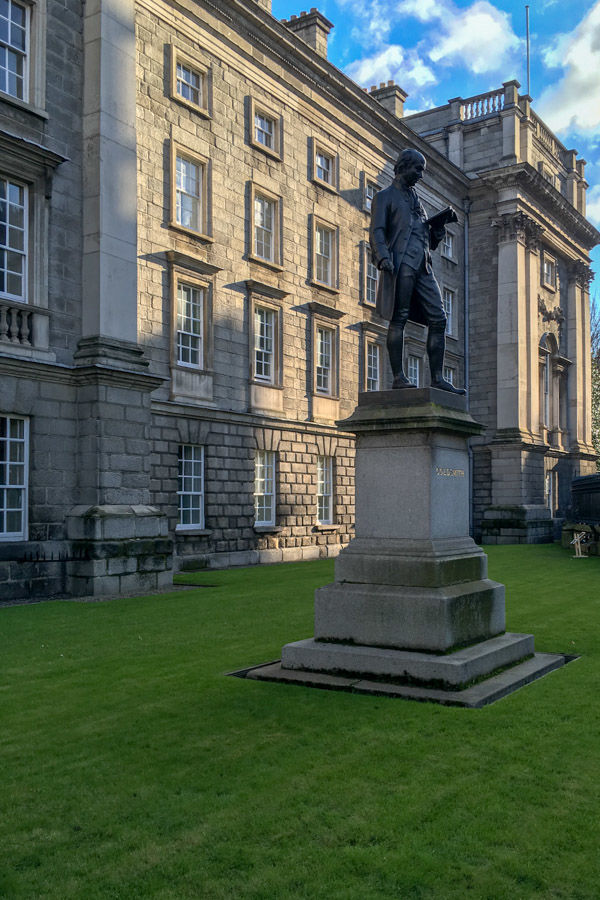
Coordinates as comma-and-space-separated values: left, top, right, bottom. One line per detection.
369, 148, 464, 394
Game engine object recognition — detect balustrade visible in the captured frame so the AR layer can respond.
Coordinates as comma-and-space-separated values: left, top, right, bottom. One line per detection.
0, 299, 49, 350
461, 90, 504, 121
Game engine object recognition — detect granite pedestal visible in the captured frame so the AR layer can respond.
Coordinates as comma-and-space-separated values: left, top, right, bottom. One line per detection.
268, 389, 565, 704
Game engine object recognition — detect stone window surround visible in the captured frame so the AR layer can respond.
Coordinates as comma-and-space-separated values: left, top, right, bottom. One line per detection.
362, 173, 379, 213
541, 248, 557, 291
0, 412, 29, 541
170, 141, 212, 242
311, 312, 340, 399
170, 44, 211, 118
311, 137, 338, 193
365, 337, 384, 392
311, 214, 339, 293
361, 240, 378, 307
249, 293, 283, 388
176, 443, 205, 532
248, 182, 283, 270
359, 321, 387, 393
441, 230, 455, 261
407, 352, 422, 387
0, 130, 63, 355
0, 0, 46, 115
169, 263, 214, 375
248, 96, 283, 161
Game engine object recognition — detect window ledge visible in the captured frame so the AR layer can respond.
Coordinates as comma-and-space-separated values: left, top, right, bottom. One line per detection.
172, 95, 211, 119
312, 177, 338, 195
314, 524, 339, 532
0, 91, 48, 120
310, 280, 339, 295
254, 524, 283, 534
170, 223, 214, 243
441, 254, 458, 265
251, 379, 284, 390
313, 392, 340, 401
250, 141, 282, 162
175, 527, 212, 536
248, 254, 284, 272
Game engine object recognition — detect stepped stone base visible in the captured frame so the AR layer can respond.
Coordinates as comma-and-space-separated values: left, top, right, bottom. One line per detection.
281, 632, 533, 687
244, 652, 567, 708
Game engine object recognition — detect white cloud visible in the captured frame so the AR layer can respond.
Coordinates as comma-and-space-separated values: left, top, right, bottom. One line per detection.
396, 0, 444, 23
536, 2, 600, 135
346, 45, 436, 91
338, 0, 395, 47
428, 2, 521, 74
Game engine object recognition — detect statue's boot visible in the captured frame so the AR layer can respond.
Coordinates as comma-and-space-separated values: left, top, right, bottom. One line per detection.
387, 323, 416, 389
427, 328, 466, 395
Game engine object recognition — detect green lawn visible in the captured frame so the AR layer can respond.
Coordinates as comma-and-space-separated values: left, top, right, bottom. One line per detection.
1, 544, 599, 899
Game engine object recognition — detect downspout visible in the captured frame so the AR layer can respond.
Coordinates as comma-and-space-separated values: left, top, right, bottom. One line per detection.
463, 197, 473, 536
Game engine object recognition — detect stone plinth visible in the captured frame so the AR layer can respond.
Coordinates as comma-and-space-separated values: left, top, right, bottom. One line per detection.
277, 389, 555, 701
312, 388, 504, 653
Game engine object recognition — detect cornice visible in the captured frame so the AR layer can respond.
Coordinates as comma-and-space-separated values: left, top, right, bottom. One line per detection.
168, 0, 469, 191
478, 163, 600, 250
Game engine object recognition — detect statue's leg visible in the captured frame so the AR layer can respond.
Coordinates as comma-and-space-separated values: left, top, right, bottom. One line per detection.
388, 266, 415, 388
417, 266, 466, 395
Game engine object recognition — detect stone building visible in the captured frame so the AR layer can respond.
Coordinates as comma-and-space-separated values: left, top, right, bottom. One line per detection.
0, 0, 596, 600
406, 87, 599, 540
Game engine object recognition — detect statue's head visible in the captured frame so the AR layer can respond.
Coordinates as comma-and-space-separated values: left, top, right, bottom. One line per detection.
394, 149, 426, 185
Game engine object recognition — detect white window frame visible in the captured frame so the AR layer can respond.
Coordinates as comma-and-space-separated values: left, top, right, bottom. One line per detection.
254, 449, 276, 526
364, 243, 378, 306
253, 304, 275, 384
249, 295, 282, 387
0, 0, 29, 102
249, 98, 282, 161
545, 469, 554, 513
0, 413, 28, 541
443, 287, 455, 337
171, 47, 210, 117
177, 444, 205, 531
441, 231, 454, 260
0, 175, 28, 302
366, 340, 381, 392
407, 354, 421, 387
312, 217, 338, 291
171, 143, 210, 240
175, 279, 205, 370
312, 140, 337, 192
249, 185, 282, 268
315, 324, 335, 396
316, 455, 333, 525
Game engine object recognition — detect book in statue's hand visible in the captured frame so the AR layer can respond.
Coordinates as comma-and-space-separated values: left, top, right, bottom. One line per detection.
426, 206, 458, 229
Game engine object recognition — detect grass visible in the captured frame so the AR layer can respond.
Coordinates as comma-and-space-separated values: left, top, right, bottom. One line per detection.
1, 543, 599, 899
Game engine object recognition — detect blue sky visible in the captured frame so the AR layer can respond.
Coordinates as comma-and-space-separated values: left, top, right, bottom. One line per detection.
272, 0, 600, 288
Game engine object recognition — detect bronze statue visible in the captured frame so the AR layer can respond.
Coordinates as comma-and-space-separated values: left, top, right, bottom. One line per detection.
369, 148, 464, 393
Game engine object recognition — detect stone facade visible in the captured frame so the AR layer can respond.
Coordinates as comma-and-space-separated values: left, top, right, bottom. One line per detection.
0, 0, 597, 601
406, 84, 599, 541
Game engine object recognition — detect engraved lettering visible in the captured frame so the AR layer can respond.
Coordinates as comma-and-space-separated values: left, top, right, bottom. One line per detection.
436, 466, 465, 477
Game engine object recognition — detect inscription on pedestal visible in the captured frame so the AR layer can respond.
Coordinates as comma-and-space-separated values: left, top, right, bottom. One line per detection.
436, 466, 465, 477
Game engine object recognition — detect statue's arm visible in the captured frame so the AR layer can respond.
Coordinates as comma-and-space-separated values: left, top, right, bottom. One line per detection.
369, 192, 392, 270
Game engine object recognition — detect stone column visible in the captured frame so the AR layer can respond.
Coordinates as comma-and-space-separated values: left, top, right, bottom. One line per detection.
66, 0, 172, 596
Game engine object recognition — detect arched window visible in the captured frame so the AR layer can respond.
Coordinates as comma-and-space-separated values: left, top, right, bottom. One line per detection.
539, 333, 561, 443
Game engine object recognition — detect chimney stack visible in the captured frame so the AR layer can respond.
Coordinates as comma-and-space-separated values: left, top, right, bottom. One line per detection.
282, 8, 334, 59
368, 81, 408, 118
